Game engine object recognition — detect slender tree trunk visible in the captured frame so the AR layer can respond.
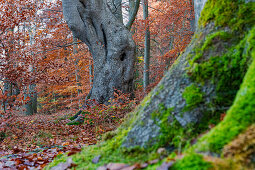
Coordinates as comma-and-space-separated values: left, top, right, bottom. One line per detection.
2, 80, 11, 113
73, 37, 82, 108
62, 0, 135, 104
2, 29, 20, 113
23, 18, 37, 115
143, 0, 150, 92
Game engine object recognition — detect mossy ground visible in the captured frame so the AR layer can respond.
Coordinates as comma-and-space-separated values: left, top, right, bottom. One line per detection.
171, 153, 212, 170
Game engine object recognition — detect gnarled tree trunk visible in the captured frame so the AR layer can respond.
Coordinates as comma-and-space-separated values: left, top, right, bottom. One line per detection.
62, 0, 136, 104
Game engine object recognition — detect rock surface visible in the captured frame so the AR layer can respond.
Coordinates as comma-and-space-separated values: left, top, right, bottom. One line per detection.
122, 0, 253, 149
121, 0, 212, 148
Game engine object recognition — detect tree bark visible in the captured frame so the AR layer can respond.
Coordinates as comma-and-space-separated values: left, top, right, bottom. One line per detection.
62, 0, 136, 104
143, 0, 150, 92
73, 37, 82, 108
23, 84, 37, 115
126, 0, 140, 30
107, 0, 123, 24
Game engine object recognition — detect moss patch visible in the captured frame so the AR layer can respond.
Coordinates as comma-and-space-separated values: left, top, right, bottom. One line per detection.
199, 0, 255, 32
182, 84, 204, 111
151, 105, 196, 150
192, 35, 255, 153
190, 31, 232, 65
171, 153, 212, 170
190, 29, 253, 105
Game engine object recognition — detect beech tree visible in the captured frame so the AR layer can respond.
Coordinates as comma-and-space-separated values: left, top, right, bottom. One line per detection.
62, 0, 140, 104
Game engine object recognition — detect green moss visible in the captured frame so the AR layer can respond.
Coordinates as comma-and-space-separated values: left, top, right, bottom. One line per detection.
171, 153, 212, 170
185, 27, 255, 138
66, 121, 83, 125
69, 111, 86, 121
46, 154, 68, 168
192, 33, 255, 153
159, 84, 164, 91
151, 105, 196, 149
199, 0, 255, 32
140, 92, 152, 107
46, 141, 160, 170
182, 84, 204, 111
155, 84, 165, 95
190, 31, 232, 65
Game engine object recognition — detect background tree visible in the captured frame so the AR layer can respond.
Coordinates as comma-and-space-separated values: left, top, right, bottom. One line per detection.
62, 0, 140, 104
143, 0, 150, 92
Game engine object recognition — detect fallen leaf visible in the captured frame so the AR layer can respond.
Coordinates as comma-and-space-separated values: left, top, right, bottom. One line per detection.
62, 142, 70, 146
37, 156, 43, 161
67, 148, 81, 156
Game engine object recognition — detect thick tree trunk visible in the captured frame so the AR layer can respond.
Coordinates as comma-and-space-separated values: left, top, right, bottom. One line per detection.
62, 0, 135, 104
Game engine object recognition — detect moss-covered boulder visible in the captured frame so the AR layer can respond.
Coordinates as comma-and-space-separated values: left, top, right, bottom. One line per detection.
122, 0, 255, 149
47, 0, 255, 169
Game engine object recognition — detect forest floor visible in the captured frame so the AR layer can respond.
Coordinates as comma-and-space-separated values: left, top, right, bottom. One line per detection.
0, 107, 130, 169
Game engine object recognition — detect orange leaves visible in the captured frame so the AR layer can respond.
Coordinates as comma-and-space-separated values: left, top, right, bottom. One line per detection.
132, 0, 194, 94
61, 142, 70, 146
67, 148, 81, 156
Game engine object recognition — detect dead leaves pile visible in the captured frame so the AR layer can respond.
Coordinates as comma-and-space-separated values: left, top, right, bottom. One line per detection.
0, 109, 119, 169
0, 146, 77, 169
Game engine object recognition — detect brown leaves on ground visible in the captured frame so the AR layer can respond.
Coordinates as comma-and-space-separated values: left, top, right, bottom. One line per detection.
0, 147, 68, 169
0, 108, 124, 169
0, 110, 97, 151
